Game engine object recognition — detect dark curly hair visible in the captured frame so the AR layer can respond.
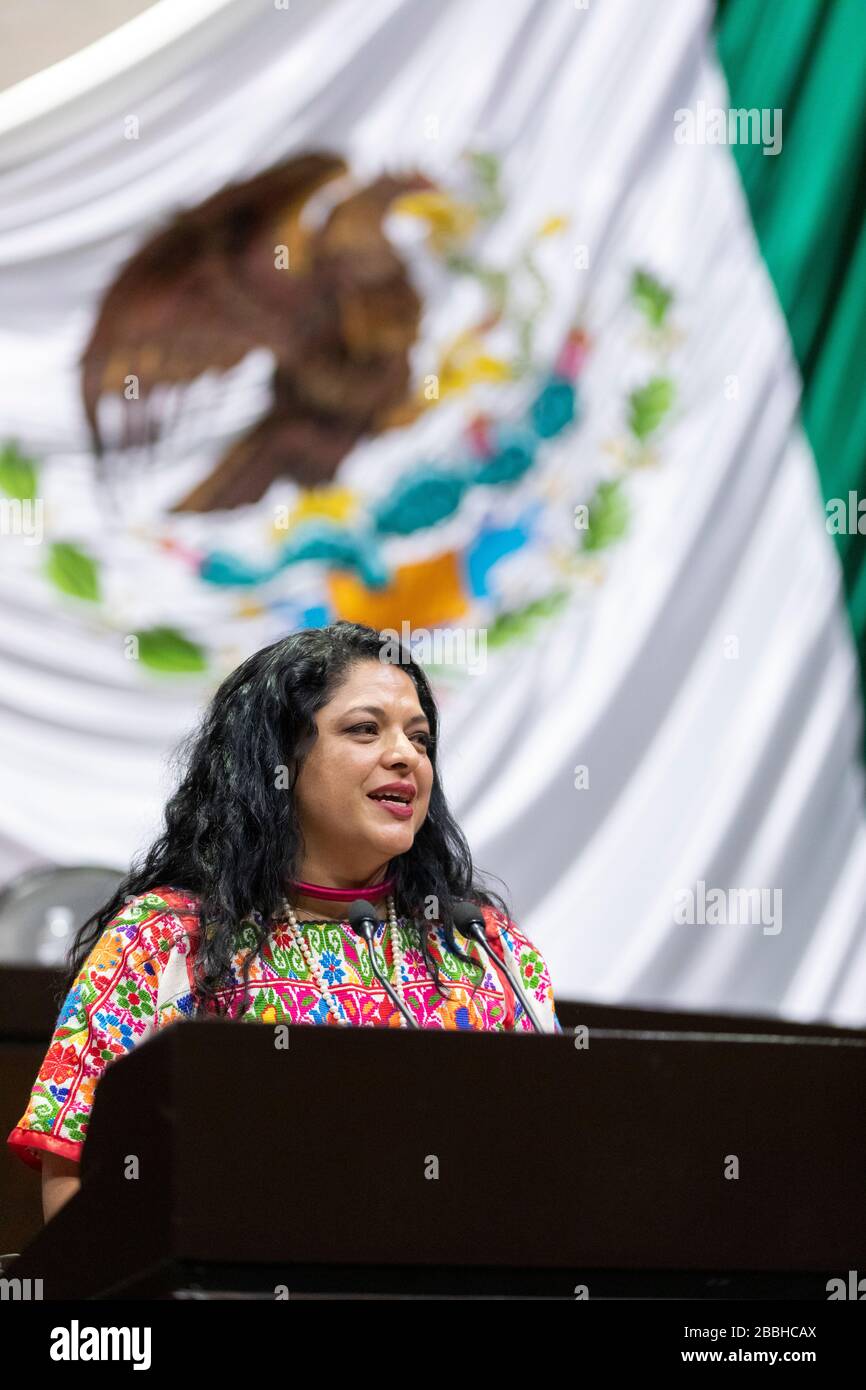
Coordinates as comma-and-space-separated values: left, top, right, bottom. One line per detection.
58, 621, 511, 1020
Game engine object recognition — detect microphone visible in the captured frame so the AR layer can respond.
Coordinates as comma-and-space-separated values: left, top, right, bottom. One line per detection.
453, 901, 547, 1034
348, 899, 418, 1030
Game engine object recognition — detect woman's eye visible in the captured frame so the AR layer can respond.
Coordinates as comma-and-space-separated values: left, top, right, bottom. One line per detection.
347, 723, 432, 749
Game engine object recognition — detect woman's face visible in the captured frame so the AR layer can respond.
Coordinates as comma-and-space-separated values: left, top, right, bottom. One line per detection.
293, 659, 434, 882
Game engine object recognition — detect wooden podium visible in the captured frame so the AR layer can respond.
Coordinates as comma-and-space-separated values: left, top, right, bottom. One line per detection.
9, 1017, 866, 1299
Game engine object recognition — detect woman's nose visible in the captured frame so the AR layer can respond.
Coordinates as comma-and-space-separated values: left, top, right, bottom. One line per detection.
385, 732, 420, 764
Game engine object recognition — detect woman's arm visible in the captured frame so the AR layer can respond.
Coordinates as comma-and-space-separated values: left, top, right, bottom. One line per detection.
41, 1152, 81, 1223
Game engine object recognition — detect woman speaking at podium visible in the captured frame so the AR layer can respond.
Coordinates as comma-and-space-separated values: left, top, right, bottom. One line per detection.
8, 621, 561, 1217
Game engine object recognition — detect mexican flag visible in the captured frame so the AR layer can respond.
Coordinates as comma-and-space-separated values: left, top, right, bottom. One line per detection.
0, 0, 863, 1024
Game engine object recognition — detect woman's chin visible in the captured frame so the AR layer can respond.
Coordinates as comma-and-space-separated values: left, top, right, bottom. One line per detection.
364, 821, 415, 855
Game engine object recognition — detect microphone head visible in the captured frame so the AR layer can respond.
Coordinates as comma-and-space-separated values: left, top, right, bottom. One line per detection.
347, 899, 379, 935
453, 900, 486, 935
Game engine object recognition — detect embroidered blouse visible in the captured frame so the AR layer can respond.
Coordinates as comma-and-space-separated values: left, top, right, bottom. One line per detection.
7, 885, 561, 1171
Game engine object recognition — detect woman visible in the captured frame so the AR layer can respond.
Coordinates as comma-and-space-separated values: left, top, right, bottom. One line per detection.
7, 621, 561, 1219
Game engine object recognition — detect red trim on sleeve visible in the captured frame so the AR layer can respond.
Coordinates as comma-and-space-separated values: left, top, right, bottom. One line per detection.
6, 1127, 82, 1172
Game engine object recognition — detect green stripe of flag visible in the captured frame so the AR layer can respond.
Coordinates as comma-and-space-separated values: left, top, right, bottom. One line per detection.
715, 0, 866, 699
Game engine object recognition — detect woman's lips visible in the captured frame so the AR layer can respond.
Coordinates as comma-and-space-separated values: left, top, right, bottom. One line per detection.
368, 796, 414, 820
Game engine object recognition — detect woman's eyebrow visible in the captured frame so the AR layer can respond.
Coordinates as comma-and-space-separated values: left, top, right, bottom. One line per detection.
342, 704, 430, 726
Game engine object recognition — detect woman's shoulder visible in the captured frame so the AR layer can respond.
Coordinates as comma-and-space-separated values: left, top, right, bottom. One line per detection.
108, 885, 203, 940
81, 886, 203, 979
478, 902, 535, 950
48, 888, 196, 1001
478, 902, 562, 1032
123, 884, 202, 918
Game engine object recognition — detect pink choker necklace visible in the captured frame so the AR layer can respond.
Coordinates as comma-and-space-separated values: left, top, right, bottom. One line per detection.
288, 874, 396, 902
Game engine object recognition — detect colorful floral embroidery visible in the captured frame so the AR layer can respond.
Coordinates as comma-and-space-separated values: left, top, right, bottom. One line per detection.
519, 947, 544, 992
7, 886, 562, 1171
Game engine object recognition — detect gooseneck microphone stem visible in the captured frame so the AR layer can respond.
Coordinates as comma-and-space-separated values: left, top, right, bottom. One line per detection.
348, 899, 418, 1030
453, 902, 547, 1034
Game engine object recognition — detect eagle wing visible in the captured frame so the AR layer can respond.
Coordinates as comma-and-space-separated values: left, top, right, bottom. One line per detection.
80, 151, 349, 452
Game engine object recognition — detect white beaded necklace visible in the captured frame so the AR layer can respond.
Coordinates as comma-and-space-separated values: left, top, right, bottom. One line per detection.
280, 893, 409, 1026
